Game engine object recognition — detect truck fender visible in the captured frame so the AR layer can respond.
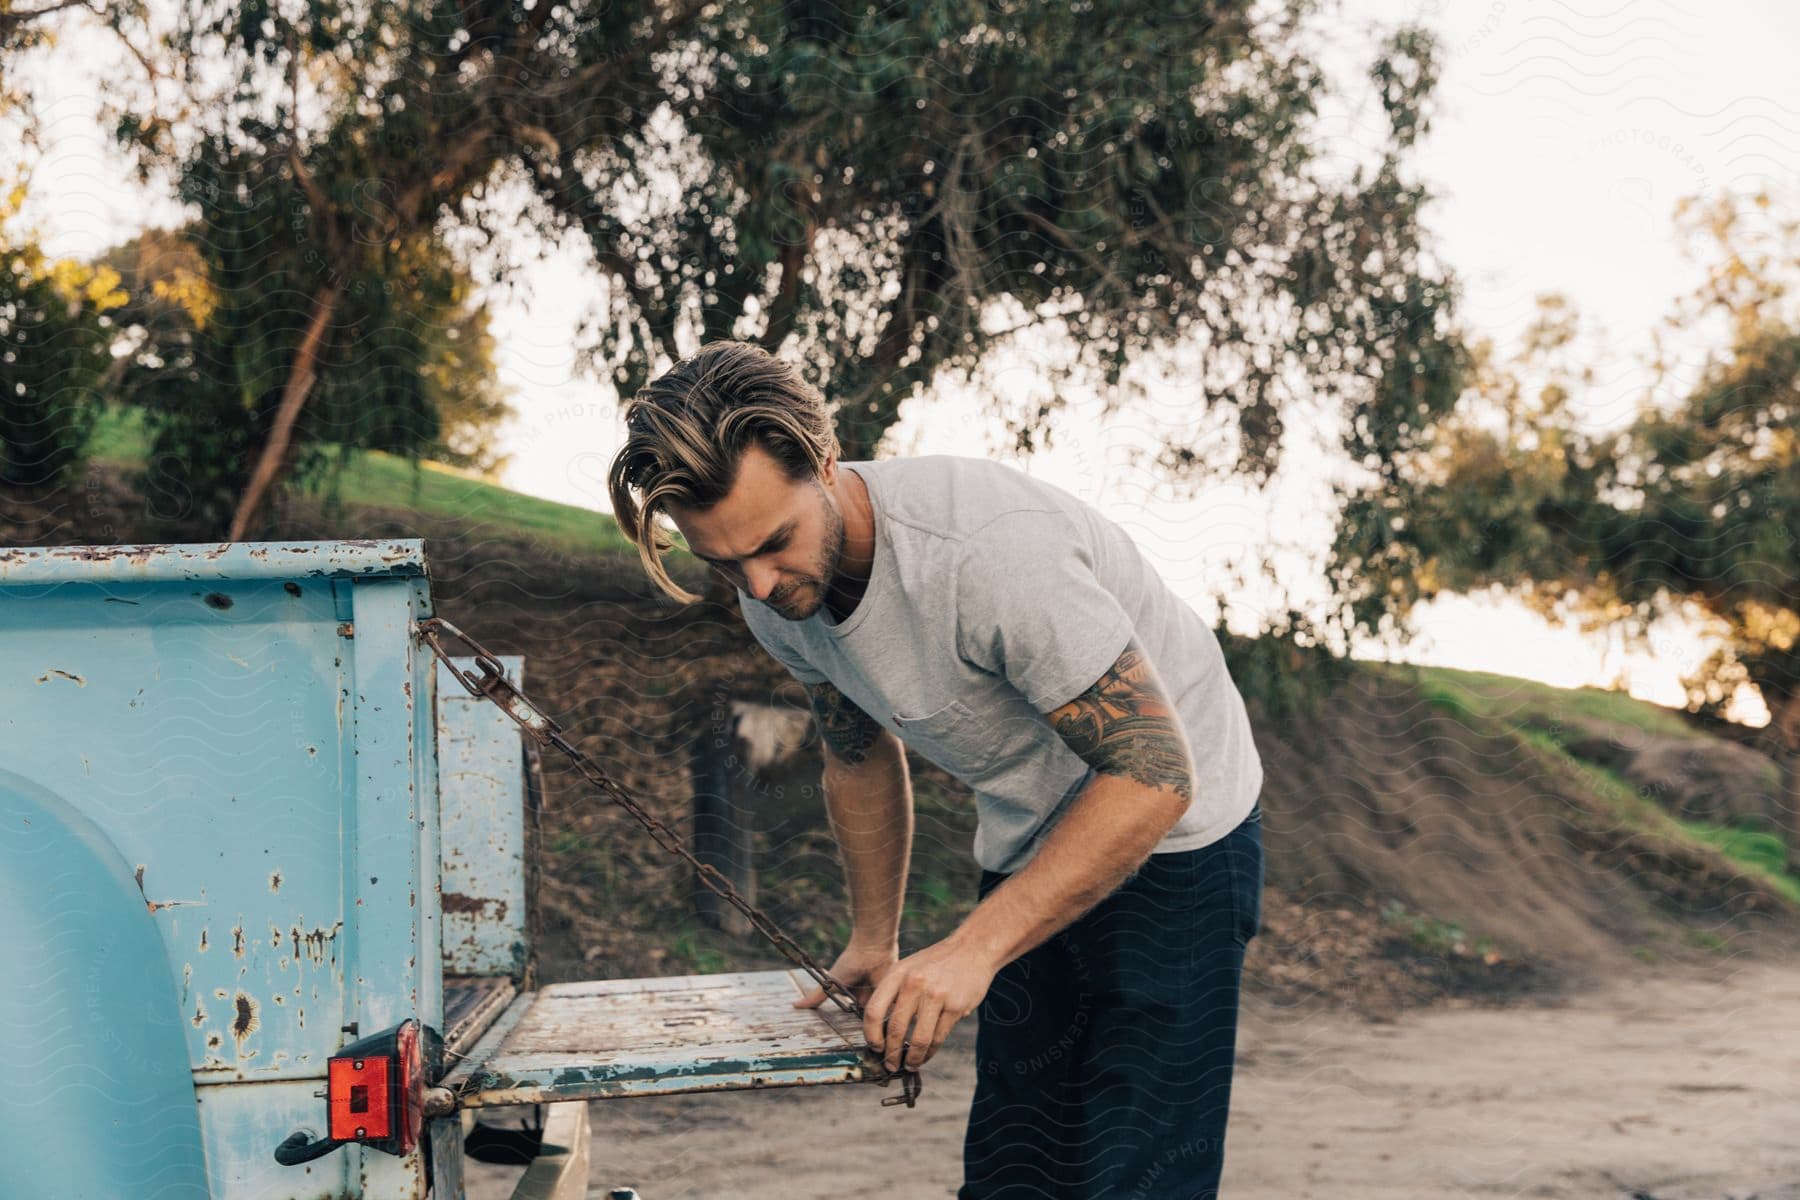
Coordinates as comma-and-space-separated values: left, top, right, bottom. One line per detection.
0, 768, 210, 1199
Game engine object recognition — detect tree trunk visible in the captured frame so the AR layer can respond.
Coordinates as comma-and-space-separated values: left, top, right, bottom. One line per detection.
227, 282, 340, 542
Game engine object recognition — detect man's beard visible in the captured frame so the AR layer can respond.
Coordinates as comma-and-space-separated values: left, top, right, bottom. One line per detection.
766, 487, 846, 622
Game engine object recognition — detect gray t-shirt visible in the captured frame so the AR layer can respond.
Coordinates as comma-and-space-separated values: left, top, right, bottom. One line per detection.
738, 454, 1263, 874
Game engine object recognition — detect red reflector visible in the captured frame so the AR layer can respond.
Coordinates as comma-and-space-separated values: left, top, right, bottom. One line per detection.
395, 1019, 424, 1154
329, 1056, 392, 1141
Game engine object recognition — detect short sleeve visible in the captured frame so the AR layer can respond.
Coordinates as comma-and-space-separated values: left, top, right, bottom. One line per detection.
955, 509, 1136, 713
737, 590, 829, 684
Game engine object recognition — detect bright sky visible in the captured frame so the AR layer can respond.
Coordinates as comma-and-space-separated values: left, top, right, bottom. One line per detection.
12, 0, 1791, 724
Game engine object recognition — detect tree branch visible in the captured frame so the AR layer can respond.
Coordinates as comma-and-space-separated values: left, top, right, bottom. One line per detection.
0, 0, 95, 33
228, 283, 341, 541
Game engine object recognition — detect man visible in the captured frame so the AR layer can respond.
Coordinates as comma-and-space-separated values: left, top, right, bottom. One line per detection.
607, 340, 1264, 1199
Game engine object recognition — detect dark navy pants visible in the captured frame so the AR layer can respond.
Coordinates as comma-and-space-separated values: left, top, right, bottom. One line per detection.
960, 802, 1263, 1199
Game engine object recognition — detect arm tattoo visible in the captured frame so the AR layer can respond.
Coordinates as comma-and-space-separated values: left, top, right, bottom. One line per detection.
803, 679, 886, 768
1047, 640, 1194, 800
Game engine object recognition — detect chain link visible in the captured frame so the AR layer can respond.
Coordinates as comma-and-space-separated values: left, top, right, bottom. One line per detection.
415, 617, 922, 1108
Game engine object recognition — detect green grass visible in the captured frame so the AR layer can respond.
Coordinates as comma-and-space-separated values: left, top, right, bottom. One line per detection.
1387, 658, 1800, 910
1676, 819, 1800, 905
1381, 660, 1704, 744
85, 402, 680, 565
1379, 898, 1500, 959
666, 924, 733, 974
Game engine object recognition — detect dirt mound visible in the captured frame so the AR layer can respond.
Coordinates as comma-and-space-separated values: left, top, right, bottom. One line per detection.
1251, 669, 1797, 985
1523, 711, 1786, 832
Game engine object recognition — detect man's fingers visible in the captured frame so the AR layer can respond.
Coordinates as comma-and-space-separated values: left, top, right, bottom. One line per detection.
792, 985, 825, 1009
862, 969, 903, 1049
901, 995, 945, 1071
923, 1006, 958, 1068
883, 986, 923, 1073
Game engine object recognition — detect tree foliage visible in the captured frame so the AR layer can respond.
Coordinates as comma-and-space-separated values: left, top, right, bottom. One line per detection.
98, 0, 1460, 534
0, 190, 125, 487
0, 2, 136, 489
1329, 192, 1800, 865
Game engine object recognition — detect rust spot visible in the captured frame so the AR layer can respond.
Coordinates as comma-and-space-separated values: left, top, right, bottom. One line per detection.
35, 668, 86, 686
232, 992, 259, 1044
203, 592, 233, 610
269, 870, 282, 893
441, 893, 507, 920
192, 1003, 206, 1028
272, 994, 285, 1006
270, 926, 283, 949
133, 865, 201, 913
207, 1034, 222, 1050
232, 925, 245, 958
198, 928, 208, 953
283, 581, 302, 597
293, 922, 341, 966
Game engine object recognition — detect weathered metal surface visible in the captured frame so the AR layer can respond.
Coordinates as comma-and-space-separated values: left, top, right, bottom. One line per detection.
0, 540, 440, 1200
0, 538, 428, 585
193, 1078, 348, 1199
344, 572, 438, 1200
437, 655, 529, 977
446, 968, 876, 1108
443, 975, 518, 1056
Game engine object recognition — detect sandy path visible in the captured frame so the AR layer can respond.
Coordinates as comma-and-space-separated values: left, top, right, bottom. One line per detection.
464, 955, 1800, 1199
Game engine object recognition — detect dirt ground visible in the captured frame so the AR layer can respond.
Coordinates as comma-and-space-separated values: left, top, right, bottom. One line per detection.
462, 953, 1800, 1200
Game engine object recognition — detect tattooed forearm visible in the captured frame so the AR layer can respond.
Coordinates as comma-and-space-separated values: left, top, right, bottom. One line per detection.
803, 679, 887, 768
1047, 640, 1194, 800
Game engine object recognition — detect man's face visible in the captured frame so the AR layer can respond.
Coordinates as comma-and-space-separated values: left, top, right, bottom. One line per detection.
664, 442, 846, 621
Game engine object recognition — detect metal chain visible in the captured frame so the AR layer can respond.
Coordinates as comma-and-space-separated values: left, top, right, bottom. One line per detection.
415, 616, 922, 1109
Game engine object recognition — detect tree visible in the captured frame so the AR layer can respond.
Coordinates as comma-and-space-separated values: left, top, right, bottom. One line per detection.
105, 0, 1460, 539
94, 222, 513, 526
0, 186, 126, 488
1, 0, 130, 490
1327, 193, 1800, 869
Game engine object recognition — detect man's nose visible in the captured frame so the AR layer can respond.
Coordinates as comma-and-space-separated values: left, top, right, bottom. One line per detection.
744, 561, 780, 600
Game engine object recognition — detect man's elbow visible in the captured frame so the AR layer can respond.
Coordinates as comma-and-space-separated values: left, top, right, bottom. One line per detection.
1091, 760, 1194, 833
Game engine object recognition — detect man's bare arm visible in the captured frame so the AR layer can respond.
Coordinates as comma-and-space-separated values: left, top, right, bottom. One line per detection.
946, 638, 1194, 972
804, 679, 914, 951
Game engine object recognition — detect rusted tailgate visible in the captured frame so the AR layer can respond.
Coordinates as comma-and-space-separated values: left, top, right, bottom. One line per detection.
443, 967, 876, 1107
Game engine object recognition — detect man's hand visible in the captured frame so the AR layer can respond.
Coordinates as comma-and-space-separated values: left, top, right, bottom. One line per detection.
793, 940, 900, 1011
858, 937, 999, 1073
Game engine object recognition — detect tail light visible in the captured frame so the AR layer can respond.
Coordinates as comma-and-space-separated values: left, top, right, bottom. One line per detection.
273, 1019, 446, 1167
329, 1019, 430, 1154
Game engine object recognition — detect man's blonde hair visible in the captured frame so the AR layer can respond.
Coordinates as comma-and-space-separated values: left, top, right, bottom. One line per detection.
607, 340, 840, 602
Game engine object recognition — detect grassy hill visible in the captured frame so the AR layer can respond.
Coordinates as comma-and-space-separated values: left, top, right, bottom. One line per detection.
1392, 662, 1797, 907
88, 403, 644, 562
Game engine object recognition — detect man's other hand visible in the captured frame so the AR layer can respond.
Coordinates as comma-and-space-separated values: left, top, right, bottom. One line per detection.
859, 938, 998, 1073
793, 940, 900, 1011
